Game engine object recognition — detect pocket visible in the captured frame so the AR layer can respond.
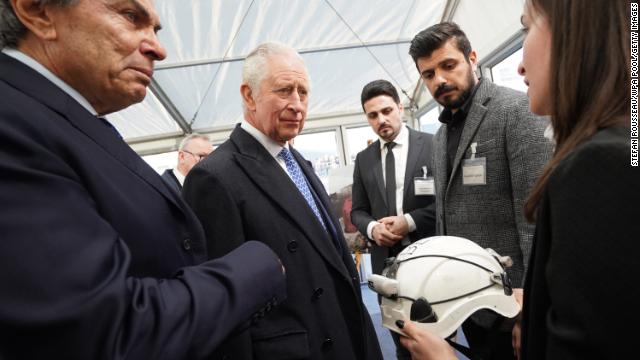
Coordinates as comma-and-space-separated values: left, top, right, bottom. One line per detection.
465, 139, 497, 157
253, 329, 310, 360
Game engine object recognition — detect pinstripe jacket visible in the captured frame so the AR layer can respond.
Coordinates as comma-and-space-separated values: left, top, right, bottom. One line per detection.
433, 79, 552, 288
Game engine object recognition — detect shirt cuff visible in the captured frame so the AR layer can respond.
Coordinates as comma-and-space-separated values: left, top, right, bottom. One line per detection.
366, 221, 378, 240
404, 213, 416, 233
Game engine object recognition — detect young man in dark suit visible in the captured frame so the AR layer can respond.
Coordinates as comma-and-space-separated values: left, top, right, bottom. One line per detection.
350, 79, 436, 359
184, 42, 383, 360
0, 1, 285, 358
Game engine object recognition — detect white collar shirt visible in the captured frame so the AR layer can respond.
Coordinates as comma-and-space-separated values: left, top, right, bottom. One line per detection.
2, 48, 98, 116
240, 121, 291, 177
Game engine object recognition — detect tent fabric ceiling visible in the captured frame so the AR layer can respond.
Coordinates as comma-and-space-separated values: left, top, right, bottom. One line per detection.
106, 0, 447, 144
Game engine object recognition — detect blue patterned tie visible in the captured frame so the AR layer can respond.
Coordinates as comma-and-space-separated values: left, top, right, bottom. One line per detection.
278, 148, 327, 230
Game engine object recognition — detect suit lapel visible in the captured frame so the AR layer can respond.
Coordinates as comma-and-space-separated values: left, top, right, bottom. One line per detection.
433, 128, 449, 201
369, 140, 388, 209
403, 128, 425, 204
0, 53, 185, 213
292, 147, 353, 280
447, 80, 494, 191
230, 128, 351, 281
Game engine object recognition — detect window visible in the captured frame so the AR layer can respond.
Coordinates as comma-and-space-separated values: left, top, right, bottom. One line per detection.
292, 130, 341, 191
490, 48, 527, 93
419, 106, 441, 134
344, 126, 378, 164
142, 151, 178, 174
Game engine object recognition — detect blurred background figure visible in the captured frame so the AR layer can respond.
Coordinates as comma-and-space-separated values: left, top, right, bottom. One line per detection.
162, 133, 213, 193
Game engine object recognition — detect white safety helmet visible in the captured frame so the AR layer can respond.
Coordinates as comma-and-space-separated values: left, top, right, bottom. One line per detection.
367, 236, 520, 338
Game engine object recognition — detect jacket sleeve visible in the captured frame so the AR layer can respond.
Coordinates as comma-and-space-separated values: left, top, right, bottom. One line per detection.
542, 137, 637, 359
182, 162, 260, 359
0, 126, 286, 360
407, 201, 436, 239
505, 97, 553, 281
350, 153, 376, 239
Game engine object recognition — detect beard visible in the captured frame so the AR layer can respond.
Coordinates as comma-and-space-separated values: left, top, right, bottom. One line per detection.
434, 67, 477, 110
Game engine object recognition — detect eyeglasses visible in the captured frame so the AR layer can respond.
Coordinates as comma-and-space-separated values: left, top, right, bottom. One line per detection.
182, 150, 209, 162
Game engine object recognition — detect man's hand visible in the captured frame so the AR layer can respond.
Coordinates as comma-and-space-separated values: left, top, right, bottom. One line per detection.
371, 222, 403, 247
397, 319, 457, 360
378, 215, 409, 237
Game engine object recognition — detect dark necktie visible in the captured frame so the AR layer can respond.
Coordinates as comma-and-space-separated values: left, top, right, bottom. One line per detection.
385, 142, 397, 216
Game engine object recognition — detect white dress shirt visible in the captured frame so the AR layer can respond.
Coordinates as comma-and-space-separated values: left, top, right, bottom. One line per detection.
366, 125, 417, 240
173, 167, 186, 186
240, 121, 291, 176
2, 48, 98, 116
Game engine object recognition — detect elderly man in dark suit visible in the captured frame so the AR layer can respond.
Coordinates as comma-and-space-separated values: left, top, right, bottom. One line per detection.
161, 133, 213, 193
184, 42, 383, 360
0, 1, 286, 359
351, 79, 436, 359
408, 22, 552, 360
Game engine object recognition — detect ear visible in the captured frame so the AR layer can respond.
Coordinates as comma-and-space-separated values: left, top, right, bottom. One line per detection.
240, 84, 257, 112
10, 0, 59, 42
468, 50, 478, 71
398, 103, 404, 115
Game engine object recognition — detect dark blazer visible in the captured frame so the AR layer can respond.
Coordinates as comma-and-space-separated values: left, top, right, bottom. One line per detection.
351, 127, 436, 275
183, 125, 383, 360
0, 52, 286, 360
521, 126, 638, 360
161, 168, 182, 193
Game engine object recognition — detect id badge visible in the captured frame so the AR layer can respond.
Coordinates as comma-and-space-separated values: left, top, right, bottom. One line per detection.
414, 177, 435, 195
462, 157, 487, 185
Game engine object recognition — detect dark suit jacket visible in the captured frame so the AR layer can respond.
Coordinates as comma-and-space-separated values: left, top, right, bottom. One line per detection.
161, 168, 182, 193
351, 127, 436, 275
521, 126, 638, 360
183, 125, 383, 360
0, 52, 286, 360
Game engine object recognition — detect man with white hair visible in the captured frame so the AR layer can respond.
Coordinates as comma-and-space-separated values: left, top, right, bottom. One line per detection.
0, 1, 286, 358
184, 42, 383, 360
162, 133, 213, 193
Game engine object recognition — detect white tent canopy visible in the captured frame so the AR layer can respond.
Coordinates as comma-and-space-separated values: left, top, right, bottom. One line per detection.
106, 0, 525, 155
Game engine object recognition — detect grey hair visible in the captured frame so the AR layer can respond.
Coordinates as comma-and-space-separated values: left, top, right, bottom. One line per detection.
178, 133, 211, 151
241, 42, 306, 97
0, 0, 77, 49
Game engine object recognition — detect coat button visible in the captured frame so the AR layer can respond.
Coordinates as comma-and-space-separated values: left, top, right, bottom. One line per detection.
287, 240, 298, 252
182, 238, 191, 251
322, 337, 333, 350
311, 287, 324, 301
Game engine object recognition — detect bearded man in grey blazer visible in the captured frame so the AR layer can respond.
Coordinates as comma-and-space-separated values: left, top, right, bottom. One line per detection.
408, 22, 552, 360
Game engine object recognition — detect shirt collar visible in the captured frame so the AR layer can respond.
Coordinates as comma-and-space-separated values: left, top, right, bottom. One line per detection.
379, 124, 408, 150
173, 167, 186, 186
240, 120, 289, 158
2, 48, 98, 116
